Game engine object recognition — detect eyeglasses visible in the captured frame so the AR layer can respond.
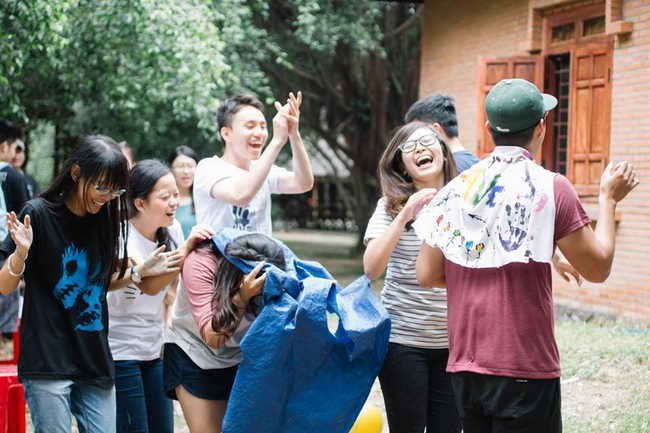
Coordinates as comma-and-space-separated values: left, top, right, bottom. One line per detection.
398, 133, 442, 154
171, 164, 196, 172
95, 184, 126, 198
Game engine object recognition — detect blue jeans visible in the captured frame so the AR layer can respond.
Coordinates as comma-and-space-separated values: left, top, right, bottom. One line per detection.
22, 379, 116, 433
115, 358, 173, 433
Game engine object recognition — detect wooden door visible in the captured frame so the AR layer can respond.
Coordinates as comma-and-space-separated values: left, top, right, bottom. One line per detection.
568, 43, 612, 195
476, 56, 544, 156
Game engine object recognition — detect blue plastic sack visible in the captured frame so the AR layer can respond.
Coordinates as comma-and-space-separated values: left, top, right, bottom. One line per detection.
213, 229, 391, 433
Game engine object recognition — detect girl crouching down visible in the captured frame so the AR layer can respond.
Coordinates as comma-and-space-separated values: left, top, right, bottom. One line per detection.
165, 233, 285, 433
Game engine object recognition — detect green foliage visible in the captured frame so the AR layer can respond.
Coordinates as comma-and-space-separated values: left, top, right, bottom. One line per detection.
2, 0, 421, 234
0, 0, 70, 121
24, 122, 55, 187
58, 0, 232, 157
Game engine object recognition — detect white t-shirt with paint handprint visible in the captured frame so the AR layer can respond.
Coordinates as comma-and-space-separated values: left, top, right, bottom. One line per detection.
193, 156, 289, 235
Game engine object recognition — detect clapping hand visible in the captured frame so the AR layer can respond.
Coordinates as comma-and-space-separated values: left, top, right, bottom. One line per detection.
273, 90, 302, 143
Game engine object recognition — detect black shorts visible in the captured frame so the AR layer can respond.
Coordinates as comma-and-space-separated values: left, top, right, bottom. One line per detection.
450, 372, 562, 433
163, 343, 238, 401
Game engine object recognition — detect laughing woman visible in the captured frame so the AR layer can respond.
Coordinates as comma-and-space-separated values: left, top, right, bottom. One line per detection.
108, 159, 213, 433
0, 136, 130, 433
363, 121, 461, 433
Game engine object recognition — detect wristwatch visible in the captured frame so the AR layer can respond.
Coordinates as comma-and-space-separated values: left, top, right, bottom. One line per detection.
130, 265, 142, 283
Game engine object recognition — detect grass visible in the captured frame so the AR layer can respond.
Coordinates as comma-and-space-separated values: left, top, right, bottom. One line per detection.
277, 229, 650, 433
557, 322, 650, 433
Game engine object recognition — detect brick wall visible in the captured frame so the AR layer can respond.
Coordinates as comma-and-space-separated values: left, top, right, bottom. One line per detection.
420, 0, 529, 154
421, 0, 650, 322
559, 0, 650, 321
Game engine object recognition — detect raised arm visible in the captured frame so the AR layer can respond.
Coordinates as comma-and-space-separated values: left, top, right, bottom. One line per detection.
557, 162, 639, 283
211, 98, 299, 206
0, 212, 32, 295
272, 91, 314, 194
364, 189, 437, 279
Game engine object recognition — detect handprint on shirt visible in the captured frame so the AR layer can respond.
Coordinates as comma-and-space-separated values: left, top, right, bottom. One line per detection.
232, 206, 253, 231
498, 202, 529, 252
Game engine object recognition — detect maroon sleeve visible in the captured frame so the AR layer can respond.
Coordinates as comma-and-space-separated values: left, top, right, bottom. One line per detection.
181, 246, 219, 333
554, 174, 591, 242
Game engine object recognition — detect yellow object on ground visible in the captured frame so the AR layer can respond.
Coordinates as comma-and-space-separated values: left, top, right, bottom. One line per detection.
349, 404, 383, 433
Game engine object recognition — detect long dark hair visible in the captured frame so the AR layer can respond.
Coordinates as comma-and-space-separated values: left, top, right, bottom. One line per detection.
209, 233, 286, 336
378, 121, 458, 220
41, 135, 130, 281
167, 145, 198, 214
127, 159, 178, 251
210, 246, 247, 337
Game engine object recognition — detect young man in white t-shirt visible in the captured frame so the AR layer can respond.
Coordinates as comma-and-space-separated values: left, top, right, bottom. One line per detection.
194, 93, 314, 234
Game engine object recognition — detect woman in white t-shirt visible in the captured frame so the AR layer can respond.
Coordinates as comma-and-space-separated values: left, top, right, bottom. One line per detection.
363, 122, 461, 433
108, 159, 213, 433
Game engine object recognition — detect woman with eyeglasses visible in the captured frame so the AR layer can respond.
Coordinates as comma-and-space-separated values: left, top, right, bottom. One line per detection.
168, 146, 198, 239
107, 159, 213, 433
0, 136, 130, 433
363, 121, 461, 433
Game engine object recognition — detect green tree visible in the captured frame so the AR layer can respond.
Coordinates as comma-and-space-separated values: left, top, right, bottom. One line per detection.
225, 0, 422, 247
1, 0, 255, 168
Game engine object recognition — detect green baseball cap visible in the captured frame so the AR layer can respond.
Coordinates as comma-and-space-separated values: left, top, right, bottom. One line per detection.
485, 78, 558, 134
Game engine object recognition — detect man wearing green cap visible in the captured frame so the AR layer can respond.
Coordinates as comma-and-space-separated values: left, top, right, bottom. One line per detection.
412, 78, 639, 432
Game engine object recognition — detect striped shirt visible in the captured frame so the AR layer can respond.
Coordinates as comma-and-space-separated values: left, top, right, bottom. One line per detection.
364, 198, 449, 349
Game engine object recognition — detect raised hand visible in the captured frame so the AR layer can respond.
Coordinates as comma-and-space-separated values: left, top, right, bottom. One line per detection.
7, 212, 33, 259
272, 101, 290, 145
140, 245, 182, 277
400, 188, 438, 223
600, 161, 639, 203
286, 91, 302, 137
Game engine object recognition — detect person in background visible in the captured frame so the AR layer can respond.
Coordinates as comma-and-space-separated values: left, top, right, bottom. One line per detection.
168, 145, 199, 239
0, 119, 29, 347
404, 94, 479, 173
12, 139, 40, 199
118, 141, 135, 169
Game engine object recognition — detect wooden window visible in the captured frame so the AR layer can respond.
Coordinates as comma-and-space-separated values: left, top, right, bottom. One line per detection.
551, 23, 575, 43
543, 54, 571, 175
476, 57, 544, 156
583, 16, 606, 37
568, 45, 612, 195
540, 3, 613, 195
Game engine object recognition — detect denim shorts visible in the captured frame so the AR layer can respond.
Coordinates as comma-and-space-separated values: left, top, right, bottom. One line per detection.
163, 343, 238, 401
